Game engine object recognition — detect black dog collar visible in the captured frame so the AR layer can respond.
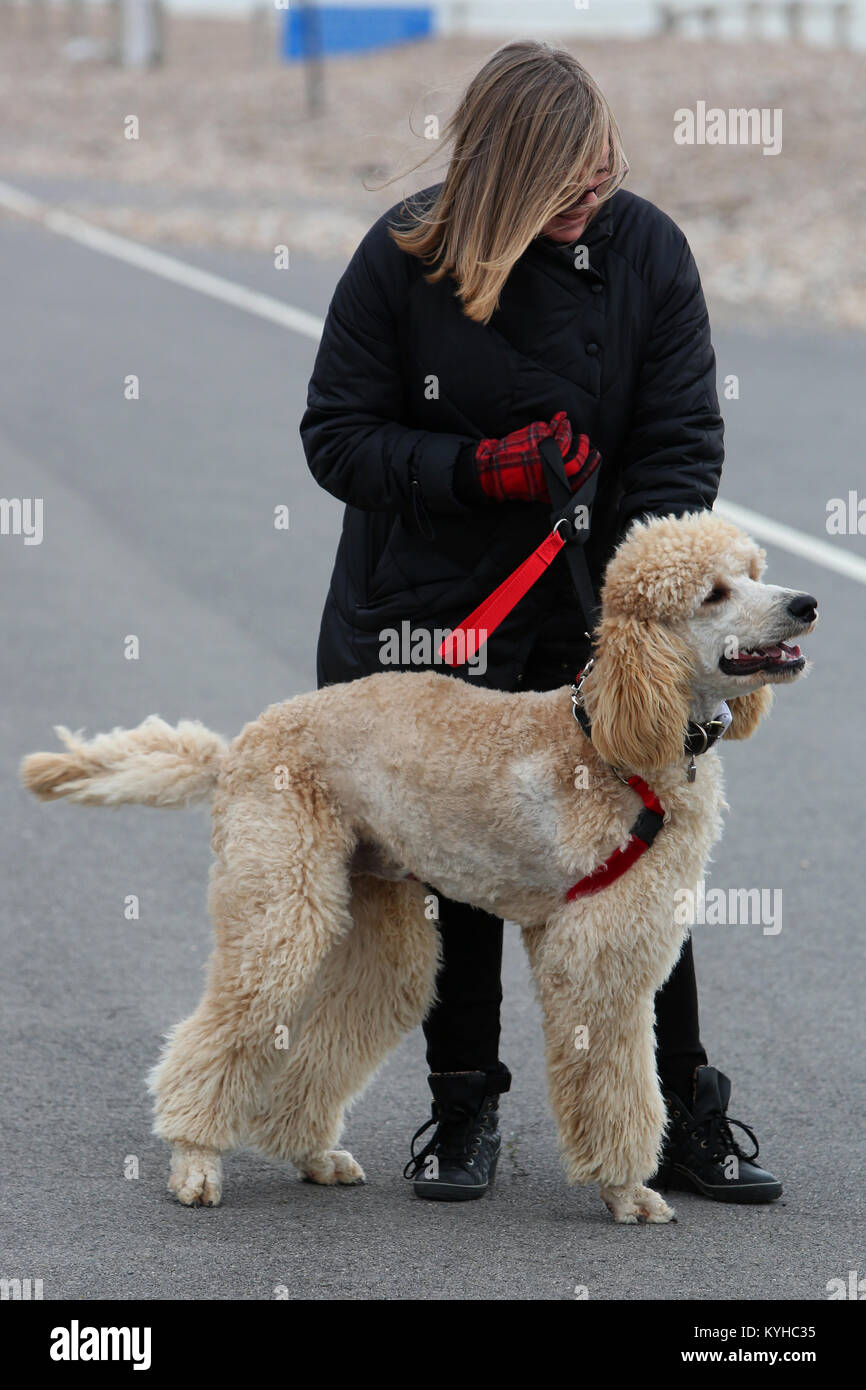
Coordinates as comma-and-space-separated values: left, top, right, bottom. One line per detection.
570, 659, 731, 782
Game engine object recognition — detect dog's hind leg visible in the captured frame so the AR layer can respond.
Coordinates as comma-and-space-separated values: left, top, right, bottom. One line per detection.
248, 875, 439, 1183
522, 922, 675, 1226
148, 791, 357, 1207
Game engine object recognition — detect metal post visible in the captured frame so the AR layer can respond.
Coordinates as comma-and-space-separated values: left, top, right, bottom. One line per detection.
251, 1, 274, 65
298, 2, 324, 116
832, 2, 851, 47
657, 4, 677, 36
107, 0, 123, 62
700, 5, 719, 37
121, 0, 163, 67
66, 0, 86, 40
785, 1, 804, 40
744, 2, 764, 41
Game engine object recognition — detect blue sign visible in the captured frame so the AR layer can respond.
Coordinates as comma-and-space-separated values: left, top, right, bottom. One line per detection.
283, 5, 434, 60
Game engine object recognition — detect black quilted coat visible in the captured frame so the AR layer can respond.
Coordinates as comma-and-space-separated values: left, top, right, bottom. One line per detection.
300, 184, 724, 690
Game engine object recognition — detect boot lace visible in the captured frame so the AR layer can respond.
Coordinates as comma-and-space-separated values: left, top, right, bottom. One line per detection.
402, 1107, 491, 1180
677, 1106, 760, 1165
403, 1117, 439, 1180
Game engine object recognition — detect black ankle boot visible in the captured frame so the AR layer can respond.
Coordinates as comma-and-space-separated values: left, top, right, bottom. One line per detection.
653, 1065, 782, 1204
403, 1070, 505, 1202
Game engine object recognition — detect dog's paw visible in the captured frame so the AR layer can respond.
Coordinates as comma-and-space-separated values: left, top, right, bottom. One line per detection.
599, 1181, 676, 1225
300, 1149, 366, 1186
168, 1144, 223, 1207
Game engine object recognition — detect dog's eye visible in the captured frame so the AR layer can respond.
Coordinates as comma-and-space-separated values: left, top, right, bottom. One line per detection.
702, 586, 729, 605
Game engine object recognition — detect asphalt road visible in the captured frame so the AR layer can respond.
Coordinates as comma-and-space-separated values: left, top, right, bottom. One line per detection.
1, 197, 864, 1302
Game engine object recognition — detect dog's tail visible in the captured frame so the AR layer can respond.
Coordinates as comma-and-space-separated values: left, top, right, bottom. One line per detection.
20, 716, 228, 808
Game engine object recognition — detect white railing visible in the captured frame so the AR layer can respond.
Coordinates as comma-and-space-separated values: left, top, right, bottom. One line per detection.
657, 1, 852, 44
438, 0, 859, 45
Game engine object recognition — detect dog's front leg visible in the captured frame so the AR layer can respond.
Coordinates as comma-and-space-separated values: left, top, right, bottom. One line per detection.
522, 924, 675, 1226
597, 1178, 674, 1225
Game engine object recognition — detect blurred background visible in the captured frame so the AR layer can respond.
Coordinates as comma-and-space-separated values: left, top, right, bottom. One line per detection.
1, 0, 864, 328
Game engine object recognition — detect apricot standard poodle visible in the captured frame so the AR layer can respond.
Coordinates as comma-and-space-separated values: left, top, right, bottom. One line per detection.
21, 511, 817, 1224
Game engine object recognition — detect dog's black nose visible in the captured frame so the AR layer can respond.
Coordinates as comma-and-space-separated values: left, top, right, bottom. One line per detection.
787, 593, 818, 623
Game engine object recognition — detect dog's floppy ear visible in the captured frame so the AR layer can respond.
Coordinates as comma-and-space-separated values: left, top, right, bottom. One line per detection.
582, 615, 693, 773
725, 685, 774, 740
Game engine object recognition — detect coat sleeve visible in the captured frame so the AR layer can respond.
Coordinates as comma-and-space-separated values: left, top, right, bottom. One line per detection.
299, 225, 477, 523
616, 228, 724, 536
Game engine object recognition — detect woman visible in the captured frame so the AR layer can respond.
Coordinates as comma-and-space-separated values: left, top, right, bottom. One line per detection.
300, 40, 780, 1206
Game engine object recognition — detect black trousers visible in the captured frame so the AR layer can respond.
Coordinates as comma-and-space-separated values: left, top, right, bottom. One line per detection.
422, 641, 708, 1100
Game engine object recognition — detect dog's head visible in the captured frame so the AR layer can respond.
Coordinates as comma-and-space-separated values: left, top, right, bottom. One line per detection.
580, 511, 818, 774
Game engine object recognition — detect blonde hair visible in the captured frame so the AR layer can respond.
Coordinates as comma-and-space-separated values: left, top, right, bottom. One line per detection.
385, 40, 628, 324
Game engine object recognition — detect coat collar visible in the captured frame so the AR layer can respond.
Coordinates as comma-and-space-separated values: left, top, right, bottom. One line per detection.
526, 197, 615, 278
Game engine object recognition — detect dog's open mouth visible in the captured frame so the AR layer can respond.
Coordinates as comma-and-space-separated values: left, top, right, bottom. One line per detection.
719, 641, 805, 676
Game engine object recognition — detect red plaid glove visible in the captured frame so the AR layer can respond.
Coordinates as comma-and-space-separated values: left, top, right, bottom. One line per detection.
475, 411, 601, 502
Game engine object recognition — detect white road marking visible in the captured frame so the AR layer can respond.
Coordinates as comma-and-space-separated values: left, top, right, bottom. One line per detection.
2, 178, 864, 588
715, 499, 866, 586
0, 179, 326, 341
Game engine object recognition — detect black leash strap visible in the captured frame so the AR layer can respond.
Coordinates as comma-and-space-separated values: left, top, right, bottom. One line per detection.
537, 434, 601, 636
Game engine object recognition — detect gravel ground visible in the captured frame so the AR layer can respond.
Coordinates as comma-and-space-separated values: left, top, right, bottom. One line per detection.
1, 13, 864, 327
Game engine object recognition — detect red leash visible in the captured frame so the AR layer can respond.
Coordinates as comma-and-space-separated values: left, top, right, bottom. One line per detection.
438, 434, 600, 668
435, 448, 668, 900
438, 525, 568, 667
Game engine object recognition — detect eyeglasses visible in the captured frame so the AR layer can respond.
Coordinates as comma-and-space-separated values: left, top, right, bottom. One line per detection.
594, 157, 630, 198
556, 156, 630, 216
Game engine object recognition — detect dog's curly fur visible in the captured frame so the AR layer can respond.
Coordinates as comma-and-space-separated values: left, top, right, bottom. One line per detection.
21, 512, 816, 1224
